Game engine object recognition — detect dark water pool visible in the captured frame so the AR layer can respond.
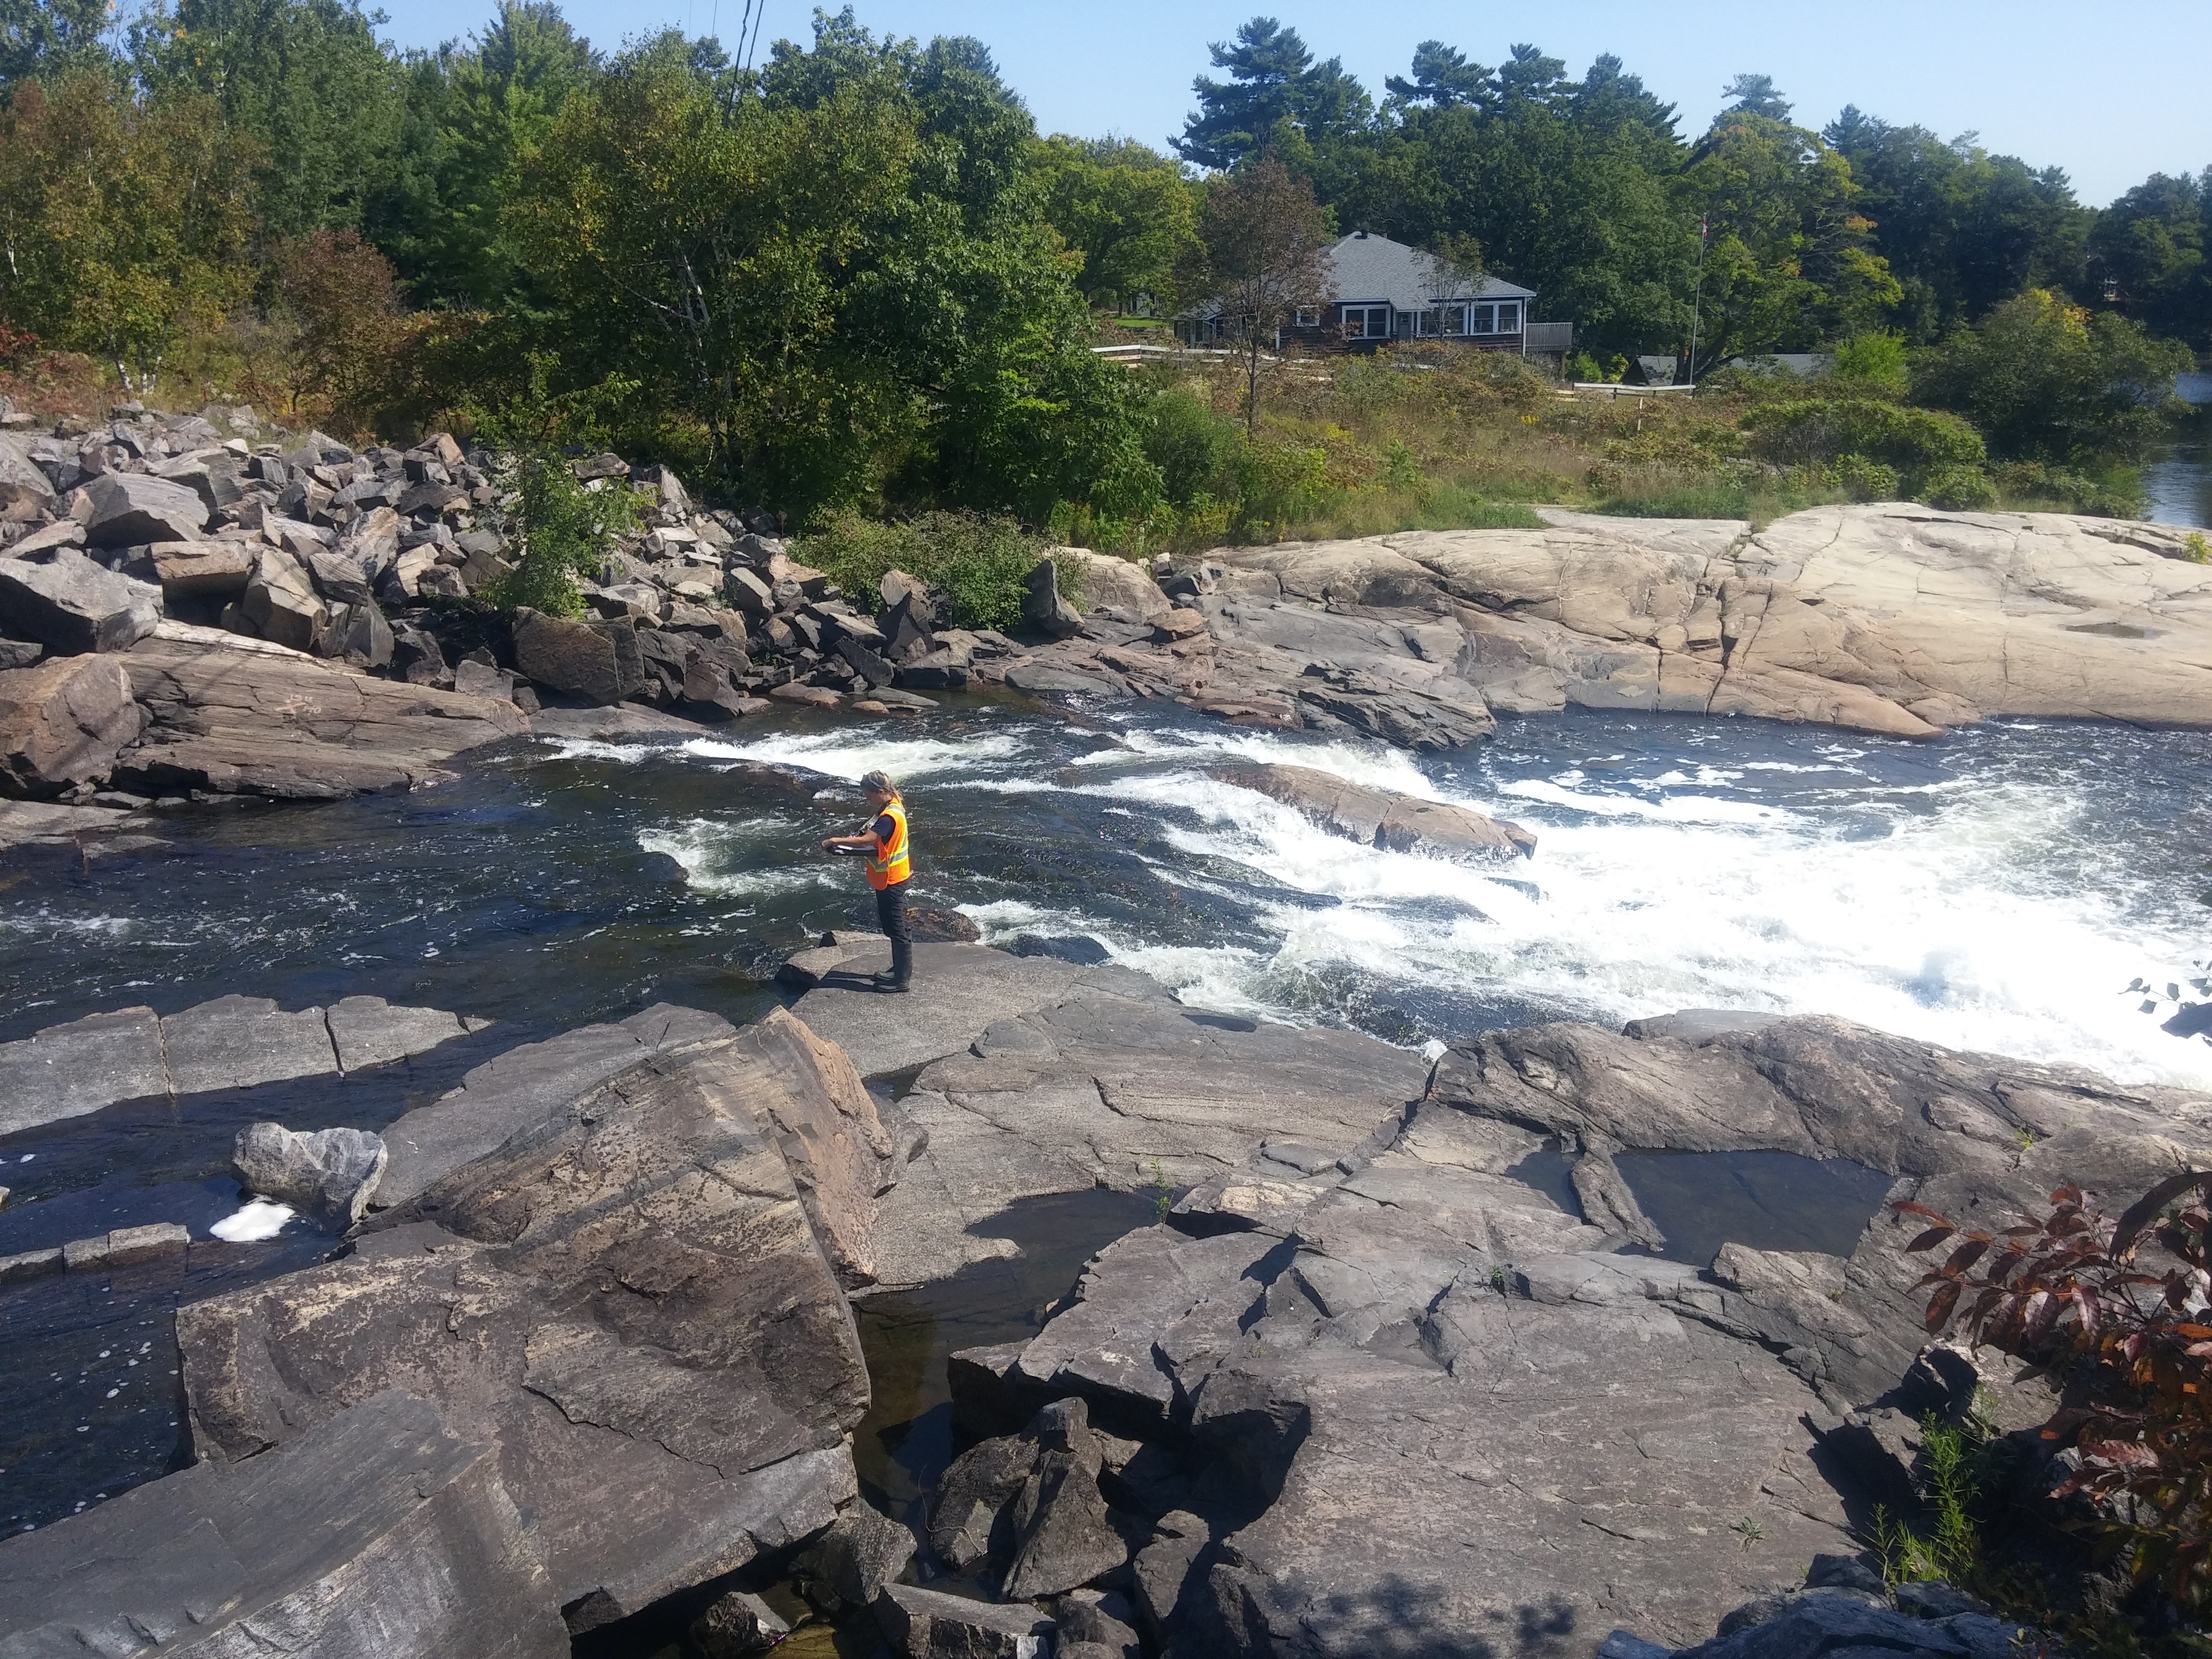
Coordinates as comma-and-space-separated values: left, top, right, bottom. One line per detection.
850, 1188, 1164, 1528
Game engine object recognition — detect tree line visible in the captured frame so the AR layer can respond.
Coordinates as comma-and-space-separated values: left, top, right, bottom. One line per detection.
0, 0, 2200, 534
1156, 19, 2207, 364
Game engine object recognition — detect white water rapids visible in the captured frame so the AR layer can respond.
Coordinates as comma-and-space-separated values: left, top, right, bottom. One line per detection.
616, 706, 2212, 1091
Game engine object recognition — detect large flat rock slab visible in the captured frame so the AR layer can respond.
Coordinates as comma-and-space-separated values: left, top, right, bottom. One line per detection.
1742, 504, 2212, 724
0, 799, 137, 850
179, 1025, 873, 1623
0, 1387, 567, 1658
117, 635, 529, 799
372, 1002, 735, 1210
935, 1008, 2212, 1658
856, 965, 1429, 1289
789, 940, 1166, 1078
1178, 507, 2212, 737
0, 995, 485, 1137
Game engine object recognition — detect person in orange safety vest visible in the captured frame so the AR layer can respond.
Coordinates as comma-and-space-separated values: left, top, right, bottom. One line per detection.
818, 768, 912, 992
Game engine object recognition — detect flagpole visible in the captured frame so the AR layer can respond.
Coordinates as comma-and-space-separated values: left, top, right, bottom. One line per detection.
1687, 214, 1708, 390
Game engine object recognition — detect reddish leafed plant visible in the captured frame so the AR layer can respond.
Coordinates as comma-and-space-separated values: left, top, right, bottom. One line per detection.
1901, 1171, 2212, 1606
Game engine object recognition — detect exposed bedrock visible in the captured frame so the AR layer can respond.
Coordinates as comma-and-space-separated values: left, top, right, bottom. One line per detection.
0, 1388, 568, 1659
1003, 506, 2212, 748
882, 971, 2212, 1656
791, 943, 1429, 1289
0, 992, 487, 1136
1212, 759, 1536, 859
173, 1004, 891, 1632
116, 630, 529, 799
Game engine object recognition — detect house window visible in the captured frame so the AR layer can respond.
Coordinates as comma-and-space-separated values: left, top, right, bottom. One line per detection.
1343, 304, 1392, 339
1439, 305, 1469, 336
1496, 301, 1522, 333
1293, 309, 1319, 326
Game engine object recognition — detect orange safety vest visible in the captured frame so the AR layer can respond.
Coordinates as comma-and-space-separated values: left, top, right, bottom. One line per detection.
866, 799, 911, 891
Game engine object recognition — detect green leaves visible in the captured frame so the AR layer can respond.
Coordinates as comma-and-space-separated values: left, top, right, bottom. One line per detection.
1913, 288, 2197, 464
484, 449, 638, 618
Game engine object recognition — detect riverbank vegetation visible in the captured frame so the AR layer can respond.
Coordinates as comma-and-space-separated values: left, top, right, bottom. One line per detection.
0, 1, 2200, 554
1888, 1178, 2212, 1653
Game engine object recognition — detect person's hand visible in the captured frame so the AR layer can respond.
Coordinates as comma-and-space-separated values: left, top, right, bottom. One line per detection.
818, 837, 836, 852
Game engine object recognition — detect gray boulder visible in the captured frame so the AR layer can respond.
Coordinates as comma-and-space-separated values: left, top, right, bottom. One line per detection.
791, 1500, 918, 1613
390, 618, 450, 687
241, 546, 328, 652
1056, 1590, 1143, 1659
305, 546, 375, 606
145, 540, 255, 601
873, 1585, 1054, 1659
326, 599, 395, 669
232, 1122, 389, 1230
0, 547, 162, 652
155, 450, 245, 517
1002, 1397, 1128, 1599
688, 1589, 790, 1657
1021, 557, 1083, 638
0, 1388, 567, 1659
929, 1433, 1033, 1573
80, 470, 211, 546
0, 654, 144, 798
0, 431, 58, 520
512, 607, 647, 705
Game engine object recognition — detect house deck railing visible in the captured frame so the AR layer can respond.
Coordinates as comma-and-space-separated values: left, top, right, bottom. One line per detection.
1522, 321, 1575, 355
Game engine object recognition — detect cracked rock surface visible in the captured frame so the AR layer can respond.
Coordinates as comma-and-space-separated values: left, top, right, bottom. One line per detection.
998, 506, 2212, 748
912, 993, 2212, 1658
177, 1018, 877, 1628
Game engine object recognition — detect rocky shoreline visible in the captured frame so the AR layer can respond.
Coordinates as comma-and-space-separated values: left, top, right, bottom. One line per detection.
4, 934, 2205, 1657
4, 406, 2210, 825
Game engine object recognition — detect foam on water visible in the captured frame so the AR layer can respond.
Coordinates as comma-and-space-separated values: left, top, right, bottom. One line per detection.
210, 1201, 292, 1243
596, 708, 2211, 1088
638, 817, 843, 900
684, 728, 1030, 782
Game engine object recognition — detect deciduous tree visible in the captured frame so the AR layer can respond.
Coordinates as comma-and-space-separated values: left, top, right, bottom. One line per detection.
1180, 155, 1330, 433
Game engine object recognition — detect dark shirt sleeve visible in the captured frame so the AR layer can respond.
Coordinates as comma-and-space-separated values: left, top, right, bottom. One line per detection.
872, 812, 896, 843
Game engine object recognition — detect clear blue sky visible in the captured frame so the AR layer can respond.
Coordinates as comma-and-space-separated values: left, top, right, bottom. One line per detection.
368, 0, 2210, 207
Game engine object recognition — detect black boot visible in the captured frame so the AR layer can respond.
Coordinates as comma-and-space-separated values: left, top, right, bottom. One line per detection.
874, 937, 912, 992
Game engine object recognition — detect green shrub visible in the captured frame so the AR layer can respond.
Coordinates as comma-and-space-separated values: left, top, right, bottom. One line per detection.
795, 510, 1061, 634
1836, 453, 1901, 501
1832, 330, 1909, 390
1740, 396, 1986, 476
1226, 438, 1335, 539
484, 453, 639, 617
1143, 388, 1238, 508
1992, 458, 2148, 518
1914, 288, 2195, 463
1919, 463, 1998, 512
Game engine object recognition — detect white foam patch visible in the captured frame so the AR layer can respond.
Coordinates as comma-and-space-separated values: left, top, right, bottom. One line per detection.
211, 1201, 292, 1242
639, 819, 842, 898
683, 729, 1030, 782
1498, 777, 1789, 826
1082, 724, 1434, 797
534, 738, 658, 765
1025, 748, 2212, 1088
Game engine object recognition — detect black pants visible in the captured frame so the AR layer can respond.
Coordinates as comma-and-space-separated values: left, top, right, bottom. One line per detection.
876, 881, 912, 984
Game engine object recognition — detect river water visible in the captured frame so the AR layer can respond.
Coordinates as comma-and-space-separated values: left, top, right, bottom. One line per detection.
2145, 371, 2212, 529
5, 698, 2212, 1540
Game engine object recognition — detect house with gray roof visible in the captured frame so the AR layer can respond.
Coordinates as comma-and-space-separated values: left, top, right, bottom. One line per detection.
1176, 231, 1572, 361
